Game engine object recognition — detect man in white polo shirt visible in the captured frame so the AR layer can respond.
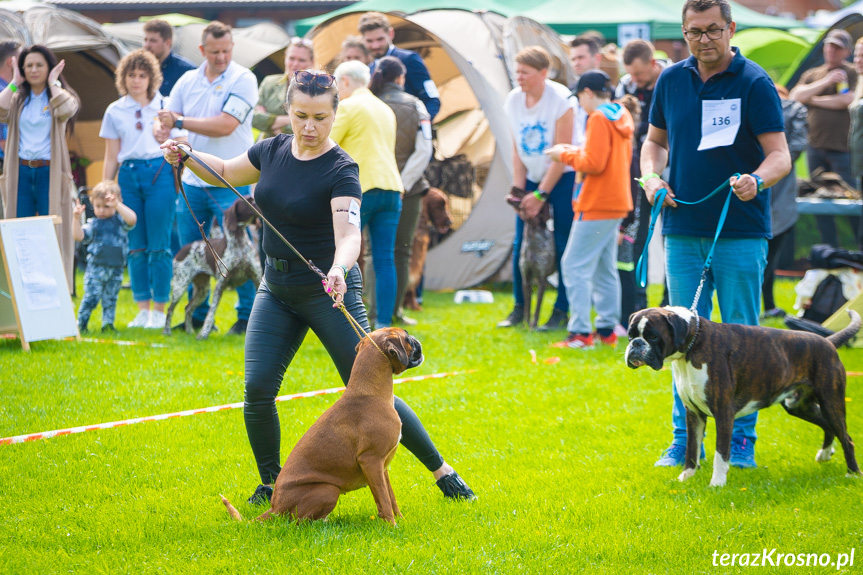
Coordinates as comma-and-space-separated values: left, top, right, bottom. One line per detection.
158, 21, 258, 335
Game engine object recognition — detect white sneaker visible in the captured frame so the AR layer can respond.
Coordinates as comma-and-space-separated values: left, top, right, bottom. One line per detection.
145, 310, 167, 329
127, 310, 151, 328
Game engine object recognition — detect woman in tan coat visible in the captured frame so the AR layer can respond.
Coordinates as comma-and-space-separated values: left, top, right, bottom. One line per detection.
0, 45, 79, 291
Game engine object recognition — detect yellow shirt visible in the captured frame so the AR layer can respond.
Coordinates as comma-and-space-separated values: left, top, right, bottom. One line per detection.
330, 87, 404, 194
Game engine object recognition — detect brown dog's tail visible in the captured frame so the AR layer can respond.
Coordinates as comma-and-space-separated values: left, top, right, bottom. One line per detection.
220, 495, 244, 521
826, 310, 862, 349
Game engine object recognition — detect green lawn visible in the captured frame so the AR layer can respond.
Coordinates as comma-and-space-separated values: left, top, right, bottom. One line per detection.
1, 277, 861, 573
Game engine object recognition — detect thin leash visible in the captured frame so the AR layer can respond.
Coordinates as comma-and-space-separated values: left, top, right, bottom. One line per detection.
172, 143, 386, 358
635, 173, 741, 354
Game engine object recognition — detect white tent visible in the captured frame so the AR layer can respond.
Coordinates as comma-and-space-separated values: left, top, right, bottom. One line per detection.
309, 9, 573, 290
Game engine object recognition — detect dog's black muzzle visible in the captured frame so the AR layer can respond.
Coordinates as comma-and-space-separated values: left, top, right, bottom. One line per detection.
407, 336, 424, 368
625, 338, 664, 371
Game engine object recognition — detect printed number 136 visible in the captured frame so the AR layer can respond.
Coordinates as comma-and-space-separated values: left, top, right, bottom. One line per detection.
712, 116, 731, 126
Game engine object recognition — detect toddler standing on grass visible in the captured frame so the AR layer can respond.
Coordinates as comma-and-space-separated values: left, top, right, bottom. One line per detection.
73, 181, 137, 333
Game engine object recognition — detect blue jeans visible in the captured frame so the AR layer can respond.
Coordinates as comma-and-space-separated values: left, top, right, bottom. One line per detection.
665, 235, 767, 446
360, 189, 401, 328
119, 159, 175, 303
16, 164, 50, 217
176, 184, 255, 322
512, 172, 575, 312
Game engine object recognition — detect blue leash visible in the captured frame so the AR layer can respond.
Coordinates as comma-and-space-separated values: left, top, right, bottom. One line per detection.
635, 174, 741, 311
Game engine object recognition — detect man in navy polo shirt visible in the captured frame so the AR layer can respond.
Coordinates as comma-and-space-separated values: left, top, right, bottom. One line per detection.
640, 0, 791, 469
359, 12, 440, 121
143, 19, 196, 97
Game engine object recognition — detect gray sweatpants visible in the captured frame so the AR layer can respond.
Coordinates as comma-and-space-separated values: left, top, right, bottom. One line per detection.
561, 218, 622, 334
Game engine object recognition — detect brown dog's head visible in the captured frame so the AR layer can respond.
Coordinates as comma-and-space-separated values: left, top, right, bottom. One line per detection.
424, 188, 453, 235
358, 327, 424, 374
224, 196, 259, 235
624, 307, 695, 370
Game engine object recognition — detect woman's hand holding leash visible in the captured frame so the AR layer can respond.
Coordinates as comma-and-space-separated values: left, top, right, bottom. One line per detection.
324, 267, 347, 308
161, 139, 185, 167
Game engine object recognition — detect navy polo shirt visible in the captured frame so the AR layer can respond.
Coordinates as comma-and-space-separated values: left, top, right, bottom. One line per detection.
159, 51, 196, 97
649, 48, 784, 239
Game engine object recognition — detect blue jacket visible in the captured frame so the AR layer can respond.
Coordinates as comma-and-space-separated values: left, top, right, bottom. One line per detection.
371, 45, 440, 121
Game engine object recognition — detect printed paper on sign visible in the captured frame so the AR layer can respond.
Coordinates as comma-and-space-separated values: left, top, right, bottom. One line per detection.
698, 98, 741, 151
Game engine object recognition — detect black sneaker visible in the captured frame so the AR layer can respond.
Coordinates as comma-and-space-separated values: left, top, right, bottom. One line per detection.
101, 324, 119, 334
172, 317, 205, 331
496, 306, 524, 328
436, 471, 476, 500
247, 484, 273, 505
536, 308, 568, 331
227, 319, 248, 335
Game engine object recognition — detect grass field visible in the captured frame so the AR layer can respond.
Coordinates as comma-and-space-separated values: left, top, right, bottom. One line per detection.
1, 276, 862, 574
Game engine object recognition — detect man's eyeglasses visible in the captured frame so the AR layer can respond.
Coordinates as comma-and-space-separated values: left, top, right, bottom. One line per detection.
135, 109, 143, 131
683, 23, 730, 41
294, 70, 335, 88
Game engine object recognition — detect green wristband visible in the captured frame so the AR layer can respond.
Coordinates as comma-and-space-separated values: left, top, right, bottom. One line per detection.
637, 173, 660, 189
7, 82, 16, 93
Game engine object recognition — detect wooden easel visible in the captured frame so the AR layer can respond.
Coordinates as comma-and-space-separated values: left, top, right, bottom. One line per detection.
0, 216, 80, 351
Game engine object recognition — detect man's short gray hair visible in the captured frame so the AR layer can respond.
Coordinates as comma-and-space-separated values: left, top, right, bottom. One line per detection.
334, 60, 371, 88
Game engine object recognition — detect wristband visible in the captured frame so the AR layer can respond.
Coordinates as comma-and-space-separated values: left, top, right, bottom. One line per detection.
7, 82, 16, 93
533, 190, 549, 201
331, 264, 348, 278
636, 173, 660, 189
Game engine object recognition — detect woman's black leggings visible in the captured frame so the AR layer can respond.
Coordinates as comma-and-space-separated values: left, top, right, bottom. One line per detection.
243, 264, 444, 485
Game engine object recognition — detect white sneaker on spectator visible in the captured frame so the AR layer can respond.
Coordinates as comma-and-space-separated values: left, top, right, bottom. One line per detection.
127, 310, 151, 328
145, 310, 166, 329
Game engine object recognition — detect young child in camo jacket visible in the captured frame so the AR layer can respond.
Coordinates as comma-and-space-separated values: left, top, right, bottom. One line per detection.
546, 70, 634, 350
73, 181, 137, 333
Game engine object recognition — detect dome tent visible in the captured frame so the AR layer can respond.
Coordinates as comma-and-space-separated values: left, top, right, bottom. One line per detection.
309, 9, 573, 290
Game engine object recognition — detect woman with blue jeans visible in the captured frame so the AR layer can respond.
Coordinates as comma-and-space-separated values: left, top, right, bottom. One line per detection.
100, 49, 187, 329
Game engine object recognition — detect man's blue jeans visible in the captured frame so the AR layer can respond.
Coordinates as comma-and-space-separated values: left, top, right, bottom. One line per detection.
176, 184, 255, 322
119, 159, 175, 303
512, 172, 575, 313
360, 189, 401, 329
665, 235, 767, 446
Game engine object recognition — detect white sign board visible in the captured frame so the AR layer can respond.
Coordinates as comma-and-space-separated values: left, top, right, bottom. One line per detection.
0, 217, 78, 350
618, 23, 651, 46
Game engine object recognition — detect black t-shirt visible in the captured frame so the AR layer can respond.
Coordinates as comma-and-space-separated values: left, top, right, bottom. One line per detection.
247, 134, 362, 285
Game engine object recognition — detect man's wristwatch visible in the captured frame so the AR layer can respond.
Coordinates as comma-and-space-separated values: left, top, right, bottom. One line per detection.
175, 115, 185, 130
751, 173, 765, 193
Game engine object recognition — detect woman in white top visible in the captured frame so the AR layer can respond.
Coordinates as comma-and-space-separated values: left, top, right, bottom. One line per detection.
0, 45, 80, 292
499, 46, 575, 330
101, 49, 186, 329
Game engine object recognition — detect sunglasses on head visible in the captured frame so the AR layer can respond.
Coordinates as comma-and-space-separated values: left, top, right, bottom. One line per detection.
135, 108, 143, 131
294, 70, 335, 88
290, 37, 314, 48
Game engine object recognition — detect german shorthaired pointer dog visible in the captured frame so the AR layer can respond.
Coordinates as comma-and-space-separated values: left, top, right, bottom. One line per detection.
163, 196, 262, 340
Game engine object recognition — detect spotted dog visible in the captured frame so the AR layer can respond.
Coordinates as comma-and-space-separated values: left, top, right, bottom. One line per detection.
625, 306, 862, 486
163, 197, 261, 340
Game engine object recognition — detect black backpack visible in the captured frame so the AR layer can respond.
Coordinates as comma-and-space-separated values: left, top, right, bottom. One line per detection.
802, 274, 847, 324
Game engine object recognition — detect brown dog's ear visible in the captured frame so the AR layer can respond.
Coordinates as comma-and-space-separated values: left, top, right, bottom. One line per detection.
385, 333, 411, 372
664, 312, 692, 353
224, 200, 240, 234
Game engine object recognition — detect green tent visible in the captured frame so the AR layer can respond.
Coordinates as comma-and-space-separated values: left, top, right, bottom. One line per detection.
731, 27, 812, 82
294, 0, 524, 35
520, 0, 799, 40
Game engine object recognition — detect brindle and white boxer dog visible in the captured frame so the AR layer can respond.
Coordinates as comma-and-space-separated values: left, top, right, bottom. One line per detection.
625, 306, 862, 487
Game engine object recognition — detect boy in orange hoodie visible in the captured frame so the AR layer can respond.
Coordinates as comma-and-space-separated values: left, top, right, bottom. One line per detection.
546, 70, 633, 349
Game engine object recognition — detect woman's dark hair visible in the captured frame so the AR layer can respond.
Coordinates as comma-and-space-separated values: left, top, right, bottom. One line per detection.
17, 44, 79, 134
284, 68, 339, 112
369, 56, 406, 96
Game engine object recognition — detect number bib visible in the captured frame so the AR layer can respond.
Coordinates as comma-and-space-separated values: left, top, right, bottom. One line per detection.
697, 98, 741, 151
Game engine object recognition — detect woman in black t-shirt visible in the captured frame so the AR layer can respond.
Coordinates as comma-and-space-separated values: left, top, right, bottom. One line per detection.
162, 70, 474, 504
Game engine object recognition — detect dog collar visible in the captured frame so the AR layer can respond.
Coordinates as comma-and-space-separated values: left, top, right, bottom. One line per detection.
684, 313, 700, 356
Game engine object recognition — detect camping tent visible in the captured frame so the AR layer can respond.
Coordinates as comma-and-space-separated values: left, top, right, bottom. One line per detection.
805, 0, 863, 29
731, 28, 812, 82
520, 0, 799, 40
785, 14, 863, 89
105, 19, 292, 79
309, 9, 572, 290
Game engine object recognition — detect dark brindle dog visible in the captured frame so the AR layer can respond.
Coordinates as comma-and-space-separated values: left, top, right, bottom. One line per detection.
625, 306, 862, 486
507, 187, 555, 329
163, 197, 261, 340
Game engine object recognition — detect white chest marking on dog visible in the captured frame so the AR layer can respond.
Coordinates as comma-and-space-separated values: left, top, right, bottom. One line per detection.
672, 360, 711, 416
710, 451, 730, 487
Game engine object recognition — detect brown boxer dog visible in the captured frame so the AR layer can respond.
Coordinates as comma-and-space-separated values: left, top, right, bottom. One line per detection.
625, 306, 862, 487
221, 327, 423, 525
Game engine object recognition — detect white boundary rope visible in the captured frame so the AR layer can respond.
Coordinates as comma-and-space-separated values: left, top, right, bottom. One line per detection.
1, 370, 477, 446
